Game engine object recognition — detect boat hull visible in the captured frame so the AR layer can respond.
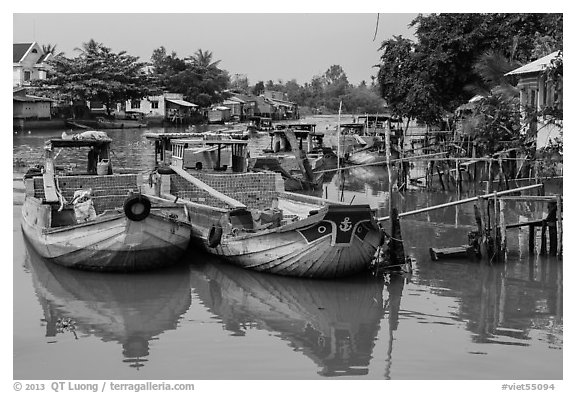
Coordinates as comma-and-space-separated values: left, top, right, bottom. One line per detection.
21, 197, 192, 272
188, 204, 382, 278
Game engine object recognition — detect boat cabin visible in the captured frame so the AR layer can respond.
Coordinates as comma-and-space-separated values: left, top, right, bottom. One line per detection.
266, 124, 324, 154
38, 137, 114, 177
247, 116, 274, 131
170, 136, 249, 173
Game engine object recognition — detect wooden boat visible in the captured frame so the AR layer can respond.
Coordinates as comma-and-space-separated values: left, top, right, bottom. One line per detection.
338, 115, 401, 165
246, 115, 274, 133
21, 133, 192, 272
146, 134, 385, 278
250, 124, 329, 191
24, 240, 191, 369
66, 116, 147, 130
189, 260, 386, 376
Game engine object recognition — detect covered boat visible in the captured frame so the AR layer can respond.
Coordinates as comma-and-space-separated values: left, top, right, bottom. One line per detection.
146, 134, 385, 278
338, 115, 402, 165
249, 123, 331, 191
21, 133, 192, 272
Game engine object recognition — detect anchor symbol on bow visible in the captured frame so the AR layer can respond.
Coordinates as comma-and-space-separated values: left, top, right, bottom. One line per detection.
339, 217, 352, 232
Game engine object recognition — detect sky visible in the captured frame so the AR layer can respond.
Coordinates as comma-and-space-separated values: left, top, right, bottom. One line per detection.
12, 12, 418, 86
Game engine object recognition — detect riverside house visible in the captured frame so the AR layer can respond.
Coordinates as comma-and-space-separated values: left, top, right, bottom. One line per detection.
125, 93, 198, 124
13, 42, 52, 87
506, 51, 563, 149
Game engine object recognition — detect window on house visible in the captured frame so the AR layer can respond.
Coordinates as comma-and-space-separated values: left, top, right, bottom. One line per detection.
151, 101, 159, 109
23, 71, 31, 82
31, 49, 37, 53
132, 100, 140, 109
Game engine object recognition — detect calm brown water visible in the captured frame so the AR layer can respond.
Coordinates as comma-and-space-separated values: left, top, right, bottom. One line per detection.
13, 117, 562, 380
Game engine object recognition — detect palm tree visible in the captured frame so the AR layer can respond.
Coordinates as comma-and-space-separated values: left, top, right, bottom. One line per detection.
41, 43, 64, 57
465, 50, 520, 98
188, 49, 221, 69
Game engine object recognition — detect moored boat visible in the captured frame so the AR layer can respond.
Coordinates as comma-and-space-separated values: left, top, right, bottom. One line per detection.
338, 115, 402, 165
21, 133, 192, 272
147, 135, 385, 278
249, 123, 330, 191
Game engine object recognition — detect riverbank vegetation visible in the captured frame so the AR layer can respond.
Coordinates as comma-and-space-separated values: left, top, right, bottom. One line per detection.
35, 13, 562, 162
377, 13, 562, 157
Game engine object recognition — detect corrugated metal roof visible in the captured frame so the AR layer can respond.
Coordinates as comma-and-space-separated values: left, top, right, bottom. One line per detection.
506, 51, 560, 76
166, 99, 197, 107
13, 95, 54, 103
13, 43, 33, 63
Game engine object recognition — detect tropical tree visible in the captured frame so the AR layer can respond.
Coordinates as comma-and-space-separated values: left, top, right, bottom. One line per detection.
38, 39, 153, 117
41, 43, 64, 57
149, 47, 230, 107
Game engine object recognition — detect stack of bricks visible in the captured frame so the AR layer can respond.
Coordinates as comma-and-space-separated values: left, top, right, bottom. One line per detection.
170, 172, 284, 210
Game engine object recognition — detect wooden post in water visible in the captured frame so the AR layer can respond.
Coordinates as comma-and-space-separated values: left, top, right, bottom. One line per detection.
389, 207, 405, 270
436, 165, 445, 191
478, 196, 489, 260
540, 217, 548, 255
556, 195, 562, 256
385, 126, 394, 219
529, 224, 535, 255
548, 201, 558, 256
499, 199, 507, 256
486, 159, 493, 194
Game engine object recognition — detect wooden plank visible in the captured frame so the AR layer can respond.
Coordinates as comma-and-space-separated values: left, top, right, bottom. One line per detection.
43, 158, 59, 203
429, 246, 474, 261
169, 164, 246, 209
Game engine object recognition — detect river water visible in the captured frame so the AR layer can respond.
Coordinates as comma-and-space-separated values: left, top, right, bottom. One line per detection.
12, 116, 562, 381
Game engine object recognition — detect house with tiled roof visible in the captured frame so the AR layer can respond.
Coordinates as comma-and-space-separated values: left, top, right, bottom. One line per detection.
506, 51, 563, 149
13, 42, 53, 87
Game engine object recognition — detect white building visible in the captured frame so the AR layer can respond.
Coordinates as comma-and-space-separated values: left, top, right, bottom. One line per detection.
13, 42, 52, 87
506, 51, 563, 149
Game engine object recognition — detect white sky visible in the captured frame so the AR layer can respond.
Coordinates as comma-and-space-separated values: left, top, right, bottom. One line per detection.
12, 12, 417, 86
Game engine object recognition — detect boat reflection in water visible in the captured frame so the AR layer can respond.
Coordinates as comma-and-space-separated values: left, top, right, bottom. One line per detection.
189, 259, 397, 377
25, 239, 192, 369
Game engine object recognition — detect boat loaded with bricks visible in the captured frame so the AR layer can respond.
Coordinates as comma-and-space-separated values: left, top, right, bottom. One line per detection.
145, 132, 385, 278
20, 132, 192, 272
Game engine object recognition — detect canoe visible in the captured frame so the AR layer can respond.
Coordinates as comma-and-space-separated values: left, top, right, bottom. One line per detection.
21, 136, 191, 272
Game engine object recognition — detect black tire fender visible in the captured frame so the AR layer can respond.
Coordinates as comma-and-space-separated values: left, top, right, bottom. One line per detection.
124, 195, 152, 222
207, 225, 223, 248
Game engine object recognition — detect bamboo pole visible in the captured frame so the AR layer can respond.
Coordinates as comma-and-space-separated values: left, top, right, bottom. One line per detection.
556, 195, 562, 256
316, 151, 448, 174
385, 126, 394, 220
499, 199, 507, 255
377, 183, 543, 222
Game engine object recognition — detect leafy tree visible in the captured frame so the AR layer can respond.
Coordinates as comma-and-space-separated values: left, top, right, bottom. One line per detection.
231, 74, 250, 94
378, 35, 442, 128
149, 47, 230, 107
38, 39, 152, 116
252, 81, 265, 96
461, 95, 522, 156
